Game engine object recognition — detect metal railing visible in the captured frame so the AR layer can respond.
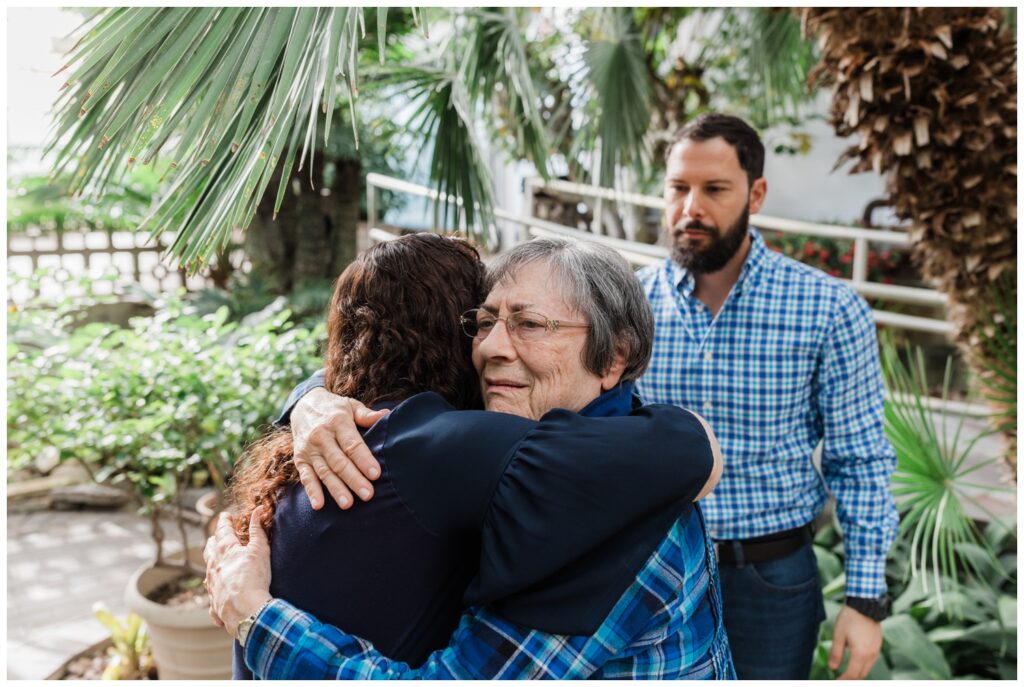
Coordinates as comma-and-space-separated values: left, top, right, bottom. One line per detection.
367, 172, 952, 335
365, 172, 987, 418
523, 177, 951, 335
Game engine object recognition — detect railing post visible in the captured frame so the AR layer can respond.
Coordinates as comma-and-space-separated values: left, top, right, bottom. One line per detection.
367, 177, 378, 232
518, 177, 534, 246
591, 144, 603, 236
852, 237, 868, 285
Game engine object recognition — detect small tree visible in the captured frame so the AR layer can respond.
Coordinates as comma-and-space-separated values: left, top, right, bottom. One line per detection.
8, 277, 324, 575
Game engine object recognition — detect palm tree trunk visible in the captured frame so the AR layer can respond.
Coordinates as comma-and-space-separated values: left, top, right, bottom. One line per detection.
245, 156, 362, 294
803, 7, 1017, 477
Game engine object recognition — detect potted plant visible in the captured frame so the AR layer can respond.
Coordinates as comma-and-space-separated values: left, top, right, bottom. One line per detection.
47, 604, 156, 680
9, 281, 324, 679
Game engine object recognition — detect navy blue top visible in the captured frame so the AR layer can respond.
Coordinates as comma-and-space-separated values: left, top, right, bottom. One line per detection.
234, 383, 714, 678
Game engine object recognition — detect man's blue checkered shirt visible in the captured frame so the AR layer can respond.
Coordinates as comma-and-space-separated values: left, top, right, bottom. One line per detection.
635, 228, 899, 598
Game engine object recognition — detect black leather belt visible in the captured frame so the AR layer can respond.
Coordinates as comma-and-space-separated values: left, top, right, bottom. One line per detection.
714, 523, 815, 566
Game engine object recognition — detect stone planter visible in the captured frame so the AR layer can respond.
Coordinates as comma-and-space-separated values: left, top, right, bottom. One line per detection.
124, 547, 232, 680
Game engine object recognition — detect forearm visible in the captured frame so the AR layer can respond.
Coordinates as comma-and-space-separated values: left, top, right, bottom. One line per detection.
244, 599, 425, 679
245, 599, 605, 680
821, 411, 899, 596
818, 290, 900, 598
826, 462, 899, 597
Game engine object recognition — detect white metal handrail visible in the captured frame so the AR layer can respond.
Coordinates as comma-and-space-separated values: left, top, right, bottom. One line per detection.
365, 173, 952, 336
525, 176, 925, 292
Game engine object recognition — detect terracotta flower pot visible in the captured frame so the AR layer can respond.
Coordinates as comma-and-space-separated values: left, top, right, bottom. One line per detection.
124, 547, 233, 680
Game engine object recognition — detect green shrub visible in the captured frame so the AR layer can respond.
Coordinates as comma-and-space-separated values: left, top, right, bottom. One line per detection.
812, 517, 1016, 680
761, 230, 918, 286
810, 334, 1017, 679
8, 274, 325, 568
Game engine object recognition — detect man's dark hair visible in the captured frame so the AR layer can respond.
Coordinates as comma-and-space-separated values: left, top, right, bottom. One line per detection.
666, 113, 765, 186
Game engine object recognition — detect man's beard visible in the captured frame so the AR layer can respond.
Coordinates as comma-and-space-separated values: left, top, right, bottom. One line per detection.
670, 205, 750, 274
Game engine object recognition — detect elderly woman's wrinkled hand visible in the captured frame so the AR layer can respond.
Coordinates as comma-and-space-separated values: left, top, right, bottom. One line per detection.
202, 509, 273, 639
291, 388, 388, 511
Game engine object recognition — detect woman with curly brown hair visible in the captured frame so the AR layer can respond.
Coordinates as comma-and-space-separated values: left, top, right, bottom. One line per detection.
224, 232, 487, 678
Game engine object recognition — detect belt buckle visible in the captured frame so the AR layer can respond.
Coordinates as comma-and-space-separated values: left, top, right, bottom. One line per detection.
713, 540, 745, 567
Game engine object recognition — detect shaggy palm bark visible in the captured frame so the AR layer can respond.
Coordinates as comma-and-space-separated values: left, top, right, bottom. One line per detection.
802, 8, 1017, 475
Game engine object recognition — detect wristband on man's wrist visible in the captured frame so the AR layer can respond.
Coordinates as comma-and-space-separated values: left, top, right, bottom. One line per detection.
845, 594, 891, 621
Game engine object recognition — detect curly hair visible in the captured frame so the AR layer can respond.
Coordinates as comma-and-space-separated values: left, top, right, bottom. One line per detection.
227, 233, 485, 542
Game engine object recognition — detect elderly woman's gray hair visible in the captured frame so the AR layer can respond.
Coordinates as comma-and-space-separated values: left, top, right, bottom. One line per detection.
485, 237, 654, 381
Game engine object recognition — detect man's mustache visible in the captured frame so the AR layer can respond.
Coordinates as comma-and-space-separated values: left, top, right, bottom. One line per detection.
671, 221, 717, 235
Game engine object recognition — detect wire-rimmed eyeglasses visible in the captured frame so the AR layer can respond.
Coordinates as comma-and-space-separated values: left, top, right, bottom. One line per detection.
460, 308, 590, 342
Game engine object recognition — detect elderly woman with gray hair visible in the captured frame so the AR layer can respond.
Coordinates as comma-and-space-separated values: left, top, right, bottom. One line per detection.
205, 237, 733, 679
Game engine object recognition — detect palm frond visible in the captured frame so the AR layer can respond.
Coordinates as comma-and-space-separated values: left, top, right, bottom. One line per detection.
372, 66, 495, 236
576, 8, 652, 185
880, 333, 1009, 613
705, 8, 818, 129
461, 8, 551, 178
47, 7, 373, 268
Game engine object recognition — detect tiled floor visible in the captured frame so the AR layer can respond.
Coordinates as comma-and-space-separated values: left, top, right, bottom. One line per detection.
7, 508, 204, 680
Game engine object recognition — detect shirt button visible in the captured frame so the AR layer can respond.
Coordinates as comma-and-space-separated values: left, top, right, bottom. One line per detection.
704, 351, 713, 362
703, 400, 712, 412
695, 303, 704, 311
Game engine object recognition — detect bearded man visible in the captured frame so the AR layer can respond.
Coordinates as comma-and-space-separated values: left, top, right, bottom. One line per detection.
635, 113, 898, 679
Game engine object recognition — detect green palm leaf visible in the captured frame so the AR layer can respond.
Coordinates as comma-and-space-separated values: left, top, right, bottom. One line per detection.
705, 9, 818, 129
47, 7, 373, 268
881, 334, 1011, 613
461, 8, 551, 178
575, 8, 652, 185
372, 65, 496, 236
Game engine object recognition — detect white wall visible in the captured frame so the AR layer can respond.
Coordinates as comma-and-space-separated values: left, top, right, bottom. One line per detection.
760, 109, 896, 227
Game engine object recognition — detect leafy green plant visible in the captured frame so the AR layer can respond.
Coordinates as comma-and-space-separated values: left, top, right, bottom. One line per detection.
49, 8, 819, 265
92, 603, 155, 680
807, 334, 1017, 679
880, 334, 1012, 610
49, 8, 388, 267
7, 271, 325, 573
7, 165, 161, 234
761, 231, 917, 286
812, 517, 1016, 680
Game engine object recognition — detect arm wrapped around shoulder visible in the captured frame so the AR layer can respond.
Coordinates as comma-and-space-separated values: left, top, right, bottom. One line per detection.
466, 403, 716, 635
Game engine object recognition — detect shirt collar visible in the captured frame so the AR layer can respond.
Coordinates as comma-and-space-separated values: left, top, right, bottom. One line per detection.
579, 381, 636, 418
668, 226, 769, 298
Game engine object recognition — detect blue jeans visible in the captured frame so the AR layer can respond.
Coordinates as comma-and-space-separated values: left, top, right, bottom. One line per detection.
717, 541, 825, 680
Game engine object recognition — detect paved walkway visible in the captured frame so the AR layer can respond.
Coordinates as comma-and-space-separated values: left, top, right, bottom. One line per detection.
7, 508, 205, 680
